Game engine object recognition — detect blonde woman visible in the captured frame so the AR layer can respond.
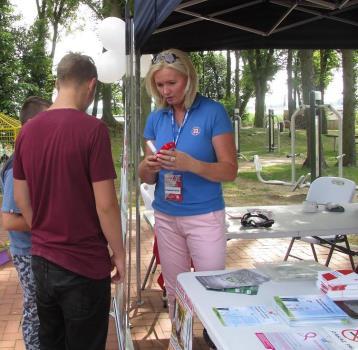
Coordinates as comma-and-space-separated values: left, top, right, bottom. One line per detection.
138, 49, 237, 320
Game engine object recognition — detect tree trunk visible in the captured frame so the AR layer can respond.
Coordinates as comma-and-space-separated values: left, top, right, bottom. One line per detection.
287, 49, 295, 120
342, 49, 356, 166
299, 49, 314, 167
50, 20, 58, 60
212, 61, 221, 99
226, 50, 231, 99
320, 49, 328, 134
246, 49, 276, 127
102, 84, 116, 127
239, 87, 254, 118
92, 82, 101, 116
234, 50, 240, 110
254, 82, 265, 127
200, 51, 205, 93
294, 56, 300, 106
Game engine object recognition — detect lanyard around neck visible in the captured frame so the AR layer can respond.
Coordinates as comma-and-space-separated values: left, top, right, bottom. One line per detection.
171, 109, 189, 146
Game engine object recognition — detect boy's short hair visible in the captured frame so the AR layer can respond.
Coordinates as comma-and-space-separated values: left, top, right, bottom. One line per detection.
57, 52, 98, 86
20, 96, 51, 125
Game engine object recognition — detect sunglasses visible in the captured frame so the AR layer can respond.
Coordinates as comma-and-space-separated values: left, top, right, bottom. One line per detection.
241, 212, 274, 228
152, 53, 178, 65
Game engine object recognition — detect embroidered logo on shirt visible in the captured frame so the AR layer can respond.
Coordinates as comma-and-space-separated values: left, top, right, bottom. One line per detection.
191, 127, 200, 136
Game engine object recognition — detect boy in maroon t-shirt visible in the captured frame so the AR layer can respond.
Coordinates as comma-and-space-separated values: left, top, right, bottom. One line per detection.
13, 52, 125, 350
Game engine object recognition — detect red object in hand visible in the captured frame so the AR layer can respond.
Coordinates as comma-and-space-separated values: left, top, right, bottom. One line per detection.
151, 142, 175, 162
158, 141, 176, 153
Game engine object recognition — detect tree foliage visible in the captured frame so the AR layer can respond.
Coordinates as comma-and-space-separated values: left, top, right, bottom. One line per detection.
22, 17, 54, 100
46, 0, 81, 59
313, 49, 340, 92
244, 49, 282, 127
190, 51, 227, 101
0, 0, 100, 115
0, 1, 27, 116
190, 51, 254, 119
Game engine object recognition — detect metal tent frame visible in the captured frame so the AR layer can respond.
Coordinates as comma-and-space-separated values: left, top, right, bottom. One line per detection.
123, 0, 358, 324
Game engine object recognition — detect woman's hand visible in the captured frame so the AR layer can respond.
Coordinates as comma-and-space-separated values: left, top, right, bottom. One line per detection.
157, 149, 195, 172
138, 142, 162, 184
143, 154, 162, 174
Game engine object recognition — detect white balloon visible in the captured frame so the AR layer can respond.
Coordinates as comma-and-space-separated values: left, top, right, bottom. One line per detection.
140, 55, 152, 78
98, 17, 125, 52
96, 50, 125, 84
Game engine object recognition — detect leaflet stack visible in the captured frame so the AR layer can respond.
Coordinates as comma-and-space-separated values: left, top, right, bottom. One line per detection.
317, 269, 358, 301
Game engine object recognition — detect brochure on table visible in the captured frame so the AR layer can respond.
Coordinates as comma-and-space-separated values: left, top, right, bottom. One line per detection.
195, 269, 270, 291
169, 282, 193, 350
317, 269, 358, 301
256, 326, 358, 350
213, 305, 280, 327
273, 294, 349, 326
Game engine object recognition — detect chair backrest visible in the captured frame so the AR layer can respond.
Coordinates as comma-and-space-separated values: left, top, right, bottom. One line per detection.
140, 183, 155, 210
306, 176, 356, 204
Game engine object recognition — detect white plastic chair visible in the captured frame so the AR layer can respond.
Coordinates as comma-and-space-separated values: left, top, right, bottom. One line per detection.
284, 176, 356, 269
140, 183, 155, 211
140, 182, 155, 228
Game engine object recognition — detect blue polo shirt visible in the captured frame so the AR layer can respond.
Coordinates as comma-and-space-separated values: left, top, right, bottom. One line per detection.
144, 94, 233, 216
1, 164, 31, 256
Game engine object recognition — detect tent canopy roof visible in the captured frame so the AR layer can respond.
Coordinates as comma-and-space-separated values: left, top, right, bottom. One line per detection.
134, 0, 358, 53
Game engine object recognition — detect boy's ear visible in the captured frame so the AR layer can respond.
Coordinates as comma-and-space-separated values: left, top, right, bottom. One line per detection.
55, 79, 60, 91
89, 77, 97, 92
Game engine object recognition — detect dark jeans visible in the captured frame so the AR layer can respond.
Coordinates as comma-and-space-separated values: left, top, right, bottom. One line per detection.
31, 256, 111, 350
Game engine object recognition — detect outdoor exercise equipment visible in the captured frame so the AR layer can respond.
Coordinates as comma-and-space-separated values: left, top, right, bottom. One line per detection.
266, 109, 281, 153
290, 92, 343, 183
233, 108, 248, 160
253, 154, 310, 191
254, 91, 344, 190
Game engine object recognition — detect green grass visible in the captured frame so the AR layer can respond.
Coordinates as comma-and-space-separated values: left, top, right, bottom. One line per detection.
238, 128, 358, 184
110, 125, 358, 191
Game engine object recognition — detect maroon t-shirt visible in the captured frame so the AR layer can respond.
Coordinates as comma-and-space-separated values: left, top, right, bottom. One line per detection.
13, 109, 117, 279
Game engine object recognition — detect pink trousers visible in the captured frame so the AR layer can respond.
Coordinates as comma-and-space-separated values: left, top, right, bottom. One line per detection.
154, 209, 226, 319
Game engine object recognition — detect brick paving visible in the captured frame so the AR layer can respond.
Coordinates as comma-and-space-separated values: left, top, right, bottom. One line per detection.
0, 214, 356, 350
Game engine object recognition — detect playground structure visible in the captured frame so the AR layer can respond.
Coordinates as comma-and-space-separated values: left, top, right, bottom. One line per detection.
254, 91, 344, 190
0, 113, 21, 165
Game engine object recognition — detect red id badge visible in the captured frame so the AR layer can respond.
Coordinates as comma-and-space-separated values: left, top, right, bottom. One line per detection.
164, 173, 183, 202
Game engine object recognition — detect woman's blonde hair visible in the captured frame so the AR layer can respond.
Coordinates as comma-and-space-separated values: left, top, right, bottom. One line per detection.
145, 48, 198, 109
